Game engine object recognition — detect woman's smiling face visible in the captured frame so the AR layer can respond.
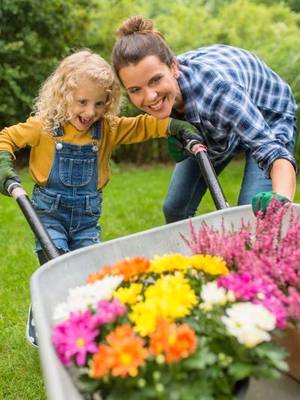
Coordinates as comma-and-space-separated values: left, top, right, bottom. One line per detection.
119, 55, 183, 119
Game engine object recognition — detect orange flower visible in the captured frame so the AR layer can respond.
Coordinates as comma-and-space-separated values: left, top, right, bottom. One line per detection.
87, 264, 119, 283
90, 324, 148, 379
90, 344, 115, 378
149, 318, 197, 363
87, 257, 150, 283
107, 324, 148, 377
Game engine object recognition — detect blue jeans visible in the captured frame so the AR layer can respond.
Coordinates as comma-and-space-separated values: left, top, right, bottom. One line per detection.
32, 186, 101, 252
163, 152, 272, 223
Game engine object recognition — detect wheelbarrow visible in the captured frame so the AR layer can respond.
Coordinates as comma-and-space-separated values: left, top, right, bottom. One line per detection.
26, 204, 300, 400
5, 143, 300, 400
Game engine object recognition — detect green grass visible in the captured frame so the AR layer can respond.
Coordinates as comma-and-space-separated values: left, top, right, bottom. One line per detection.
0, 160, 299, 399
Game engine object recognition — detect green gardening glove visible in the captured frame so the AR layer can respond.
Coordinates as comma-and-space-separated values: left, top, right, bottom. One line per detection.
167, 119, 203, 163
0, 151, 20, 195
167, 136, 189, 162
251, 191, 290, 216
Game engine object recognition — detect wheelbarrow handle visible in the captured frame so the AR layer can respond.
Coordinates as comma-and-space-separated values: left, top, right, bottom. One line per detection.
185, 139, 229, 210
4, 178, 60, 260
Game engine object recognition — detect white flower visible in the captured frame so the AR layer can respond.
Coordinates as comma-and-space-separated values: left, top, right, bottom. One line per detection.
200, 282, 235, 311
221, 302, 276, 348
53, 275, 123, 321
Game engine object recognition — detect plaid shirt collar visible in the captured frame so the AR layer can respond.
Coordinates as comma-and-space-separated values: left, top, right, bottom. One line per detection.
176, 63, 201, 123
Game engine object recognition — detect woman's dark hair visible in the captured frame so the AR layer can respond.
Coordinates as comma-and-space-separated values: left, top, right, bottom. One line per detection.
112, 15, 175, 79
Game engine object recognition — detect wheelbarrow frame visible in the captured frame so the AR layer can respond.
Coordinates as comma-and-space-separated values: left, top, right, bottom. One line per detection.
29, 204, 300, 400
5, 179, 60, 260
5, 135, 229, 256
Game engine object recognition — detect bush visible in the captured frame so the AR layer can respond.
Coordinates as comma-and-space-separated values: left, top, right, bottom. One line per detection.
0, 0, 95, 127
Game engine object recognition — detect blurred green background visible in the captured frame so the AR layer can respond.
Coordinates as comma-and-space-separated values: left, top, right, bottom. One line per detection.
1, 2, 300, 397
1, 0, 300, 163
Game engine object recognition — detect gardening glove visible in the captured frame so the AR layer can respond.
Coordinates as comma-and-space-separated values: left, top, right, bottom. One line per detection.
0, 151, 20, 196
167, 119, 203, 163
251, 191, 290, 216
167, 136, 189, 162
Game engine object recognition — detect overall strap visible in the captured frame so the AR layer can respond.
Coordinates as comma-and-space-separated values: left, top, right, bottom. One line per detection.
52, 122, 102, 139
52, 126, 64, 137
91, 121, 102, 140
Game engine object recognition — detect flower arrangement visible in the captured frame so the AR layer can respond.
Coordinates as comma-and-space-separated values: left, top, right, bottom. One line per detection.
182, 201, 300, 329
51, 201, 300, 400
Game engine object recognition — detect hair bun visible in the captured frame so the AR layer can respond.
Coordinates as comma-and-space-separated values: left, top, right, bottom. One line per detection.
117, 15, 154, 37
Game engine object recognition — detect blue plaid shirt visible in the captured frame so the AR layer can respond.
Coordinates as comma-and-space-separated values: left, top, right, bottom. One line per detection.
176, 45, 297, 175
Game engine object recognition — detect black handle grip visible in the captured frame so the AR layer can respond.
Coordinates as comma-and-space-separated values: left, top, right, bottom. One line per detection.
5, 179, 60, 260
4, 178, 22, 195
184, 139, 229, 210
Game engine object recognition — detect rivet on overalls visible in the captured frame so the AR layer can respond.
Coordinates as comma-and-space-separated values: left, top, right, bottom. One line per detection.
56, 142, 63, 150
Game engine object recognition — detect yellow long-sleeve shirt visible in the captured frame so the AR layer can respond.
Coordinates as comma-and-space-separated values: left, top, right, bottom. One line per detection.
0, 115, 169, 190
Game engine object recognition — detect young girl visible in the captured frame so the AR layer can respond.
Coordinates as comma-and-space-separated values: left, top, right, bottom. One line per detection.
112, 16, 297, 222
0, 49, 200, 346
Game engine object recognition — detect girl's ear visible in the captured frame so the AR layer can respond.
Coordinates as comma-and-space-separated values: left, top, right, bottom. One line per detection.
170, 58, 180, 79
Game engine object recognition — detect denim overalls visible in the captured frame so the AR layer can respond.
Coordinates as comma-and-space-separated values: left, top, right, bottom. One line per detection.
31, 123, 102, 253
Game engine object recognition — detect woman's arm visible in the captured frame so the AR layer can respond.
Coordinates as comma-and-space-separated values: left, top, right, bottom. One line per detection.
270, 158, 296, 201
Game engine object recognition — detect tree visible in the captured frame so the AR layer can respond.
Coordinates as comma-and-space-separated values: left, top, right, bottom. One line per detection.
0, 0, 95, 127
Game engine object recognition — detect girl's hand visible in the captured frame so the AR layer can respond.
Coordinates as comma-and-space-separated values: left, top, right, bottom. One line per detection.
0, 151, 20, 196
167, 119, 203, 162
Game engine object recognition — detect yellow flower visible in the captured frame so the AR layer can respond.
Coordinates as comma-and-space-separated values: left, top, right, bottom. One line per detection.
129, 273, 197, 336
114, 284, 143, 305
149, 254, 190, 274
148, 253, 228, 276
188, 255, 228, 275
129, 301, 160, 336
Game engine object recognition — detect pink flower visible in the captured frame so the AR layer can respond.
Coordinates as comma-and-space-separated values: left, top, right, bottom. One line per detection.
94, 299, 126, 325
256, 296, 288, 329
184, 201, 300, 325
52, 310, 99, 366
217, 272, 287, 328
286, 287, 300, 320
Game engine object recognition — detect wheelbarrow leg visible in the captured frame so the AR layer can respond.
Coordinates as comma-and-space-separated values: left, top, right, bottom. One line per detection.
26, 306, 38, 348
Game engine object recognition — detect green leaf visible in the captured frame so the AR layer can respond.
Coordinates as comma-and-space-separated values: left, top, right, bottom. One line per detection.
183, 345, 218, 370
228, 363, 253, 380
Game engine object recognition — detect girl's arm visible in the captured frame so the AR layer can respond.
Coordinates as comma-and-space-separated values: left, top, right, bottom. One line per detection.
0, 117, 42, 154
107, 114, 169, 148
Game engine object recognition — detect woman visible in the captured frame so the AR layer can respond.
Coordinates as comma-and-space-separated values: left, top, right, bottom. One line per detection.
112, 15, 297, 222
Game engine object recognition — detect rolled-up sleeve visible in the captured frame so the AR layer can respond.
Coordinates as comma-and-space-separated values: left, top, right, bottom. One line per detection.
109, 114, 170, 148
204, 80, 296, 176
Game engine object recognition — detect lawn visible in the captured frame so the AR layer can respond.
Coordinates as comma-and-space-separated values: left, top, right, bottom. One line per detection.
0, 160, 299, 399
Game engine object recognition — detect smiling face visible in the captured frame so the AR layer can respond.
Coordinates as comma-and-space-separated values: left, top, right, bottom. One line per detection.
119, 55, 184, 119
68, 78, 108, 131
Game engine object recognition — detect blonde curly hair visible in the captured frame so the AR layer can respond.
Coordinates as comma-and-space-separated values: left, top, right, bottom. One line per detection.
33, 49, 121, 132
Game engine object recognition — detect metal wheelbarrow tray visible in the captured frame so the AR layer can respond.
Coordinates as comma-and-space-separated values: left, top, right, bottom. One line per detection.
30, 204, 300, 400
